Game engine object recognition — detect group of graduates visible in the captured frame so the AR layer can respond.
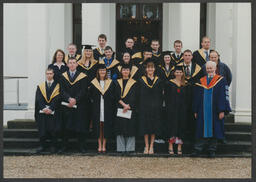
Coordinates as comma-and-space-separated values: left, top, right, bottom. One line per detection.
35, 34, 232, 157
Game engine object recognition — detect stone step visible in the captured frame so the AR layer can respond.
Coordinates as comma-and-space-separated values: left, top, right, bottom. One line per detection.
224, 122, 251, 132
7, 119, 37, 129
3, 127, 251, 142
3, 149, 251, 158
4, 129, 39, 138
3, 138, 251, 154
225, 131, 251, 141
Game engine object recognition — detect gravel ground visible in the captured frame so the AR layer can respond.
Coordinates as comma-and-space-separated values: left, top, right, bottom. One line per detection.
4, 156, 251, 178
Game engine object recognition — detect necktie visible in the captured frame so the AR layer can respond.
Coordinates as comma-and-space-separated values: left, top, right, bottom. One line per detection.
186, 66, 190, 76
177, 54, 180, 59
48, 82, 51, 88
71, 72, 74, 78
205, 51, 209, 61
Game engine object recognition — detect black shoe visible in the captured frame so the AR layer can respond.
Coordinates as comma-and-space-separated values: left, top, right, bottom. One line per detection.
57, 146, 67, 154
36, 146, 47, 154
208, 151, 216, 158
79, 146, 86, 153
50, 146, 57, 154
190, 150, 199, 157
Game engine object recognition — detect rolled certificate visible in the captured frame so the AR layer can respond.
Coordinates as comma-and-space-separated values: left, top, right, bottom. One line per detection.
39, 110, 55, 115
116, 108, 132, 119
61, 101, 77, 108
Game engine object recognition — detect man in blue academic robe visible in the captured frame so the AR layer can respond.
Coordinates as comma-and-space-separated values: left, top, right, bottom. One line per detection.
192, 61, 231, 157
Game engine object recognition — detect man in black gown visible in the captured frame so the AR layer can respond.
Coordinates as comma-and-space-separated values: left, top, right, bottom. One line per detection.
35, 68, 60, 153
93, 34, 107, 61
59, 57, 89, 153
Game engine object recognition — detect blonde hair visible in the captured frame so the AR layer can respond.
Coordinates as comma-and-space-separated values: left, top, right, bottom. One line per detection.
80, 49, 95, 65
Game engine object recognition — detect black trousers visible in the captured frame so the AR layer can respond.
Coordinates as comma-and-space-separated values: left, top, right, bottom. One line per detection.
60, 130, 86, 149
40, 133, 57, 148
194, 138, 217, 152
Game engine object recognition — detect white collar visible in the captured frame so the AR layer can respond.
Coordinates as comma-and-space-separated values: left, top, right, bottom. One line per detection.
54, 62, 65, 66
47, 80, 54, 84
202, 49, 210, 54
175, 52, 182, 57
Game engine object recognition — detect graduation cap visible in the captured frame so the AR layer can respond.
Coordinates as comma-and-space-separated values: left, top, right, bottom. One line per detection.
143, 57, 157, 66
162, 51, 172, 57
121, 63, 131, 70
174, 66, 184, 72
97, 63, 106, 70
81, 44, 96, 51
142, 46, 152, 53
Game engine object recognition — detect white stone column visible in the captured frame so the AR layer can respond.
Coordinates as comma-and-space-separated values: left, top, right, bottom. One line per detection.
232, 3, 251, 123
162, 3, 200, 51
207, 3, 251, 123
26, 4, 49, 118
82, 3, 116, 51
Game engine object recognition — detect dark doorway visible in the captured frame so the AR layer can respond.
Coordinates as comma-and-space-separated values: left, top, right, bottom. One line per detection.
73, 4, 82, 54
200, 3, 207, 47
116, 4, 162, 53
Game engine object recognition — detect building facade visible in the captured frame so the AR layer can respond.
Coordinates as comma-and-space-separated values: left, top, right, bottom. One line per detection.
3, 3, 251, 125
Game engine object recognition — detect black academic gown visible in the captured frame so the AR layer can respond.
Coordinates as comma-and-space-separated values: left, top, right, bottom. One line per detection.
34, 81, 61, 138
99, 59, 120, 80
90, 78, 116, 138
64, 54, 82, 64
157, 64, 175, 82
48, 63, 69, 83
59, 71, 89, 133
93, 48, 105, 61
165, 80, 188, 140
170, 53, 184, 67
116, 64, 142, 81
138, 76, 163, 136
192, 49, 213, 67
152, 51, 162, 66
115, 78, 138, 137
77, 59, 98, 83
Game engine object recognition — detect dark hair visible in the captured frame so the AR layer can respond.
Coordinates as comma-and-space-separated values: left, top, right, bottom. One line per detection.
145, 62, 156, 76
98, 34, 107, 41
174, 68, 186, 86
151, 39, 159, 44
96, 68, 108, 80
210, 50, 220, 57
174, 40, 183, 46
68, 43, 77, 49
121, 67, 131, 79
201, 36, 210, 43
105, 46, 113, 52
183, 49, 192, 55
51, 49, 65, 64
125, 37, 134, 42
67, 57, 77, 63
46, 68, 54, 73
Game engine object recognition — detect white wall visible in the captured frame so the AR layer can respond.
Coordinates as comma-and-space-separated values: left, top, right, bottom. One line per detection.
163, 3, 200, 52
3, 3, 73, 125
207, 3, 251, 123
82, 3, 116, 51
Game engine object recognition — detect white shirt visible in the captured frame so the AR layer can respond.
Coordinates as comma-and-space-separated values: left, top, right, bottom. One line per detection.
46, 80, 54, 87
100, 80, 105, 122
69, 70, 76, 77
202, 49, 210, 57
54, 62, 65, 69
184, 62, 192, 73
175, 52, 182, 59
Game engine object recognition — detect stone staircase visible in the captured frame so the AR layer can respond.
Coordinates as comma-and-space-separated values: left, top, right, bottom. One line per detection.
3, 115, 251, 157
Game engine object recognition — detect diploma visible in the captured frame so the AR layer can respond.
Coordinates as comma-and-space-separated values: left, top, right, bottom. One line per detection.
117, 108, 132, 119
61, 101, 77, 109
39, 110, 55, 115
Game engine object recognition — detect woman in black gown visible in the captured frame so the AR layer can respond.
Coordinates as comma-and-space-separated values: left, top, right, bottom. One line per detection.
115, 64, 138, 153
117, 52, 142, 81
138, 58, 163, 154
77, 45, 98, 83
89, 64, 116, 153
165, 66, 188, 155
48, 49, 68, 83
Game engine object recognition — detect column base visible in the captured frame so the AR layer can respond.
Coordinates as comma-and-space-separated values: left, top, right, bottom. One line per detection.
234, 109, 251, 123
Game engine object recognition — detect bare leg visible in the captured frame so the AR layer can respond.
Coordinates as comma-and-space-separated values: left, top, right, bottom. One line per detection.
98, 122, 103, 152
169, 142, 174, 155
177, 144, 182, 155
101, 123, 106, 152
149, 134, 155, 154
144, 135, 149, 154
